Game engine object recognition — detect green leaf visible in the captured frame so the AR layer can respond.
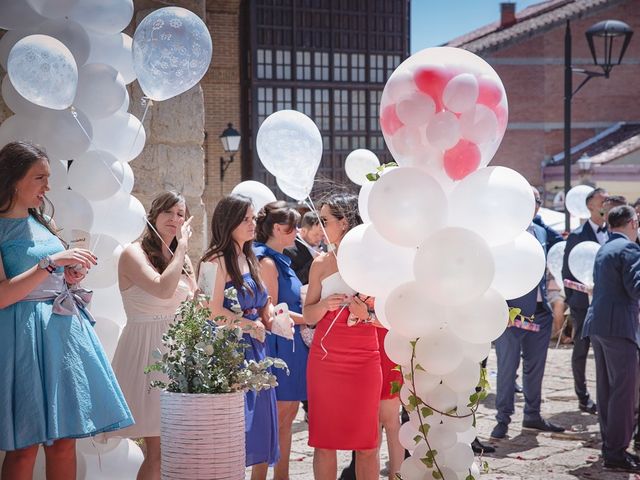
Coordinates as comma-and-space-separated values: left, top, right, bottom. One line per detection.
465, 475, 475, 480
508, 307, 521, 323
390, 381, 401, 395
413, 434, 423, 445
432, 471, 442, 479
421, 406, 433, 417
418, 423, 430, 436
482, 460, 490, 473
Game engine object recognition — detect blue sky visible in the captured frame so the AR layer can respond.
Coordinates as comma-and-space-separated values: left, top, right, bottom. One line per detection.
411, 0, 543, 52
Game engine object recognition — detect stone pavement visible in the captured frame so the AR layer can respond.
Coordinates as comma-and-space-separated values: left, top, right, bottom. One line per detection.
248, 343, 640, 479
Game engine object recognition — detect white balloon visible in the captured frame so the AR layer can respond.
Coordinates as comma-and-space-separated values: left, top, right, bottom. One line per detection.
384, 68, 417, 104
257, 110, 322, 187
547, 240, 567, 284
414, 327, 464, 376
277, 176, 312, 201
425, 111, 460, 150
383, 329, 414, 367
385, 282, 447, 339
448, 288, 509, 344
90, 192, 147, 245
442, 442, 474, 472
358, 181, 374, 223
26, 0, 79, 19
74, 64, 127, 120
441, 405, 474, 433
132, 7, 212, 101
462, 340, 491, 363
87, 33, 136, 85
67, 150, 126, 201
82, 439, 144, 480
0, 2, 45, 30
442, 73, 479, 113
337, 224, 416, 298
37, 108, 93, 160
423, 382, 458, 412
565, 184, 594, 219
0, 115, 41, 148
119, 161, 135, 194
459, 104, 499, 144
93, 315, 122, 360
38, 18, 90, 66
70, 0, 134, 36
232, 180, 276, 212
77, 437, 122, 456
399, 456, 432, 480
449, 166, 535, 246
344, 149, 380, 186
491, 231, 546, 300
398, 422, 421, 451
457, 425, 478, 444
91, 112, 146, 162
48, 159, 69, 192
413, 369, 441, 398
84, 233, 123, 289
1, 74, 51, 116
373, 294, 391, 329
396, 91, 436, 127
90, 285, 127, 327
568, 241, 601, 287
389, 125, 425, 159
8, 35, 78, 110
442, 358, 481, 393
368, 167, 447, 247
48, 189, 93, 235
414, 227, 494, 306
0, 29, 32, 71
426, 422, 458, 451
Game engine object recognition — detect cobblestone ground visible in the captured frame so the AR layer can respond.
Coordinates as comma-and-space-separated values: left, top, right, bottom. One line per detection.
247, 343, 640, 479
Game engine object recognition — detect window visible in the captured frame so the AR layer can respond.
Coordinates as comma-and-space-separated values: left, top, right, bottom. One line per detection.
275, 49, 291, 79
275, 88, 292, 110
314, 52, 329, 80
369, 136, 385, 150
333, 53, 348, 81
257, 49, 273, 79
370, 54, 384, 83
386, 54, 400, 80
296, 51, 311, 80
369, 90, 382, 131
351, 90, 366, 131
351, 53, 365, 82
334, 89, 349, 131
296, 88, 312, 116
257, 87, 274, 124
314, 88, 330, 130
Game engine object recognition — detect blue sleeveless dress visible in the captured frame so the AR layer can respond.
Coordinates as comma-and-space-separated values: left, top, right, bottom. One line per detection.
0, 215, 134, 451
254, 243, 308, 401
223, 272, 279, 466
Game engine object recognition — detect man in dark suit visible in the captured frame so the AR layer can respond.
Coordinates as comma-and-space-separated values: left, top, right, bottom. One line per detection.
284, 211, 324, 285
491, 187, 565, 439
583, 205, 640, 472
562, 187, 608, 414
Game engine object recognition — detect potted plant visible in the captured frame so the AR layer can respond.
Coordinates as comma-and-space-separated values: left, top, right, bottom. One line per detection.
146, 294, 287, 480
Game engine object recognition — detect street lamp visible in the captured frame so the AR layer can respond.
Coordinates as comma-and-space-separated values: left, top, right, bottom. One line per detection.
563, 19, 633, 231
219, 123, 241, 182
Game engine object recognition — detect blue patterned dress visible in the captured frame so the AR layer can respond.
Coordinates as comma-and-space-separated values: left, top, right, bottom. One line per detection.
223, 272, 279, 466
0, 215, 133, 451
254, 243, 307, 401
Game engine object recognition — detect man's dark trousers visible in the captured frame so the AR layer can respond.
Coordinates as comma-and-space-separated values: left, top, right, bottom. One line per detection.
571, 305, 591, 404
495, 305, 552, 426
591, 335, 639, 462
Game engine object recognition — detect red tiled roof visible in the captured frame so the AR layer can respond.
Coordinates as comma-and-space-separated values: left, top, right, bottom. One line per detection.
446, 0, 626, 54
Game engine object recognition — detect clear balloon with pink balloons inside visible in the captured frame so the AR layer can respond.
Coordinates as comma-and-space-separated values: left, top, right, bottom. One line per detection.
379, 47, 508, 184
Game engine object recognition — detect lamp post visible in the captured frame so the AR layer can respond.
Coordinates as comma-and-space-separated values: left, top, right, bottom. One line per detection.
219, 123, 241, 182
563, 19, 633, 232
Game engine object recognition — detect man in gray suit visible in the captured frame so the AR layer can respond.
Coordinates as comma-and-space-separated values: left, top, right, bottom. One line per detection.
583, 205, 640, 472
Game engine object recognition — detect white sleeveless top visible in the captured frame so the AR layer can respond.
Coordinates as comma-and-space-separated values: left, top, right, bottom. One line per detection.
320, 271, 356, 299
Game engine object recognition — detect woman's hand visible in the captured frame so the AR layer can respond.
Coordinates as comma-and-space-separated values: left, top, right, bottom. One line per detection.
64, 266, 86, 285
176, 216, 194, 248
322, 293, 349, 312
51, 248, 97, 269
250, 319, 267, 343
348, 295, 369, 321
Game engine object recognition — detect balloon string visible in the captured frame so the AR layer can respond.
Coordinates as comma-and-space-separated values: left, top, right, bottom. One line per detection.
319, 304, 347, 360
68, 106, 173, 256
303, 196, 337, 259
129, 98, 152, 157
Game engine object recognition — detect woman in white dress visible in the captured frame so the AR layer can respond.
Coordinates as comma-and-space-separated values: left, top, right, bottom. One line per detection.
107, 191, 196, 480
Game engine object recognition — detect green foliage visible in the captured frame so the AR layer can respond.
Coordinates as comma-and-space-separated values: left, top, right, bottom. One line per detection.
145, 295, 288, 394
364, 161, 398, 181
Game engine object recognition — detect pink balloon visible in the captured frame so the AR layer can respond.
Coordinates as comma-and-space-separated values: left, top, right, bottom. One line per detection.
425, 111, 460, 150
494, 104, 509, 134
442, 73, 479, 114
477, 74, 503, 108
443, 140, 481, 180
395, 92, 436, 127
380, 103, 404, 136
413, 65, 452, 112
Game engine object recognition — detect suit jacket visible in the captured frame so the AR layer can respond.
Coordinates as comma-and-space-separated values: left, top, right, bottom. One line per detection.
508, 222, 561, 318
283, 237, 314, 285
583, 232, 640, 346
562, 221, 599, 310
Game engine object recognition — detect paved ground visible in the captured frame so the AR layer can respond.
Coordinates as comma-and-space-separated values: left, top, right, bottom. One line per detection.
248, 343, 640, 479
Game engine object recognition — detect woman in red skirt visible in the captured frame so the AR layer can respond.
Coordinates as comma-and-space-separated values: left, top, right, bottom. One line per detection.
304, 193, 382, 480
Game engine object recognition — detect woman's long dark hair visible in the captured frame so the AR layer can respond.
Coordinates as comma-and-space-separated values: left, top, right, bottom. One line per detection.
255, 200, 300, 244
0, 141, 61, 240
140, 191, 191, 275
199, 194, 263, 294
321, 192, 362, 231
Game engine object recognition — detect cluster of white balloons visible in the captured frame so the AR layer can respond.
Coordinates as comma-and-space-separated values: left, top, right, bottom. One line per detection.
0, 3, 212, 478
335, 47, 548, 479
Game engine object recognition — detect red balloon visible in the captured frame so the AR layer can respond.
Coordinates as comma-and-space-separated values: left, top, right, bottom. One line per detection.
477, 75, 503, 108
380, 104, 404, 136
413, 66, 452, 112
443, 140, 481, 180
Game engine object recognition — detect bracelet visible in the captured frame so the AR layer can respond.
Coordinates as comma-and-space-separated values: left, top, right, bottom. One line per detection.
45, 264, 56, 274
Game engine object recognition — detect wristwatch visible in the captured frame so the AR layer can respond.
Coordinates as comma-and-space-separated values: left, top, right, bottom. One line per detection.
38, 256, 57, 274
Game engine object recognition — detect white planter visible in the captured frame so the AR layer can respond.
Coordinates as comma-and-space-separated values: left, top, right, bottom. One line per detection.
160, 390, 245, 480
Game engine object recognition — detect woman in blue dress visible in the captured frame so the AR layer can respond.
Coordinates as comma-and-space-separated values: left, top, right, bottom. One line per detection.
0, 141, 133, 479
254, 201, 307, 480
198, 194, 278, 480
